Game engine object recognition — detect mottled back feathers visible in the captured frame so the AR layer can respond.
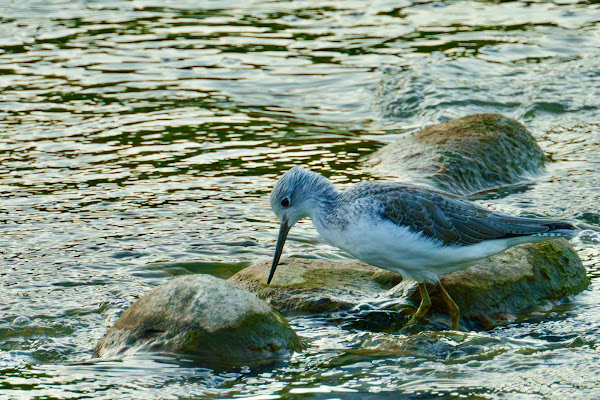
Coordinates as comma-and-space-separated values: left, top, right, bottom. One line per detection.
341, 182, 575, 246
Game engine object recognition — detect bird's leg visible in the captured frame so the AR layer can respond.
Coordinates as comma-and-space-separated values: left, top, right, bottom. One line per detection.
437, 282, 460, 330
405, 282, 431, 327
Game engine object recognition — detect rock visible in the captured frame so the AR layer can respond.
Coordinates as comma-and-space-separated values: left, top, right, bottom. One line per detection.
393, 238, 589, 330
229, 258, 403, 314
231, 239, 588, 331
94, 274, 304, 366
364, 114, 547, 195
345, 330, 537, 361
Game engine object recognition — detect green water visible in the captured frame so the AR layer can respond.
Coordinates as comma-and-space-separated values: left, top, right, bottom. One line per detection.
1, 0, 599, 398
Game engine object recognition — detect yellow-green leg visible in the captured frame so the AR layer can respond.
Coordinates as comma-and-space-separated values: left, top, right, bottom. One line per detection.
405, 282, 431, 327
437, 282, 460, 330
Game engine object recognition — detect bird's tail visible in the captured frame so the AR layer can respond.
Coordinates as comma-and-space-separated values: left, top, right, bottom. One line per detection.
532, 221, 578, 239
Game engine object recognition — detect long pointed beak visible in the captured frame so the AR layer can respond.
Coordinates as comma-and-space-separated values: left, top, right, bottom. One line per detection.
267, 220, 290, 285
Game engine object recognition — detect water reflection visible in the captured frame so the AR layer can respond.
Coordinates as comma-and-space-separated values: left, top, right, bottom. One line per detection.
1, 0, 599, 398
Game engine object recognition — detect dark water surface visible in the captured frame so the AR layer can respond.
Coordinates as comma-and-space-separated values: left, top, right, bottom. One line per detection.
1, 0, 600, 398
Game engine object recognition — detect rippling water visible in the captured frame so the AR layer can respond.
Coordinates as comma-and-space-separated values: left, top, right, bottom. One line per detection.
1, 0, 599, 398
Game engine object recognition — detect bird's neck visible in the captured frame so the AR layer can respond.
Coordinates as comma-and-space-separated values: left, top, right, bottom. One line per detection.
304, 181, 339, 224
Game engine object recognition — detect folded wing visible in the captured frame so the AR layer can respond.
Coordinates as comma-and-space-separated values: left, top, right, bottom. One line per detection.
370, 184, 574, 246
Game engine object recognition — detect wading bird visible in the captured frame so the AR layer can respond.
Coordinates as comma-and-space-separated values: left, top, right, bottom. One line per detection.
267, 166, 576, 330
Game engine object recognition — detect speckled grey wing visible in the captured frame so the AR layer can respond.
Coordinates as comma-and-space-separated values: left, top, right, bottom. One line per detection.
365, 184, 571, 246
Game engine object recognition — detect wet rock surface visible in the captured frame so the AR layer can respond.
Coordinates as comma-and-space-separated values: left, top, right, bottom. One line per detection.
94, 274, 304, 366
231, 239, 588, 331
364, 113, 547, 195
229, 258, 404, 314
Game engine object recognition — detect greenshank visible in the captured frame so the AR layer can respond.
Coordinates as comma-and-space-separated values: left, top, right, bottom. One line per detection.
267, 166, 576, 330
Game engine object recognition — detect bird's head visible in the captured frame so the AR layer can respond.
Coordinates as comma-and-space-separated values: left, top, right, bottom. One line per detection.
267, 166, 334, 284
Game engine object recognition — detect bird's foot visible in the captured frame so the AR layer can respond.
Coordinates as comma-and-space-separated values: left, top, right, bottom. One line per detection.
400, 314, 425, 334
404, 310, 423, 327
400, 282, 431, 332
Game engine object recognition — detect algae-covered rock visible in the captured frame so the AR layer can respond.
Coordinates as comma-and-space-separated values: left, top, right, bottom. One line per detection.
389, 238, 588, 330
94, 274, 304, 366
229, 258, 403, 314
232, 239, 588, 331
364, 113, 546, 195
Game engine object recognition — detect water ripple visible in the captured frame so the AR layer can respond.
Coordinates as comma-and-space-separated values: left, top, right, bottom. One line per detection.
1, 0, 599, 398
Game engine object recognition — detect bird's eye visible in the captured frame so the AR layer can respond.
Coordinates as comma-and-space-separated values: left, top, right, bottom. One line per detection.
281, 198, 290, 208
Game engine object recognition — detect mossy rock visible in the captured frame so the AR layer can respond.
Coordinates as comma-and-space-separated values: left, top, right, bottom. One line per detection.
229, 258, 403, 314
94, 275, 304, 366
364, 113, 546, 195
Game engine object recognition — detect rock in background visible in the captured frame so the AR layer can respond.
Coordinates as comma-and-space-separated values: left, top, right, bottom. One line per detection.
364, 114, 546, 195
94, 274, 304, 366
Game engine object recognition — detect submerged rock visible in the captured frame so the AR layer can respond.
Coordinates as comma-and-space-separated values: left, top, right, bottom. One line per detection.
231, 239, 588, 331
364, 113, 546, 195
94, 274, 304, 366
